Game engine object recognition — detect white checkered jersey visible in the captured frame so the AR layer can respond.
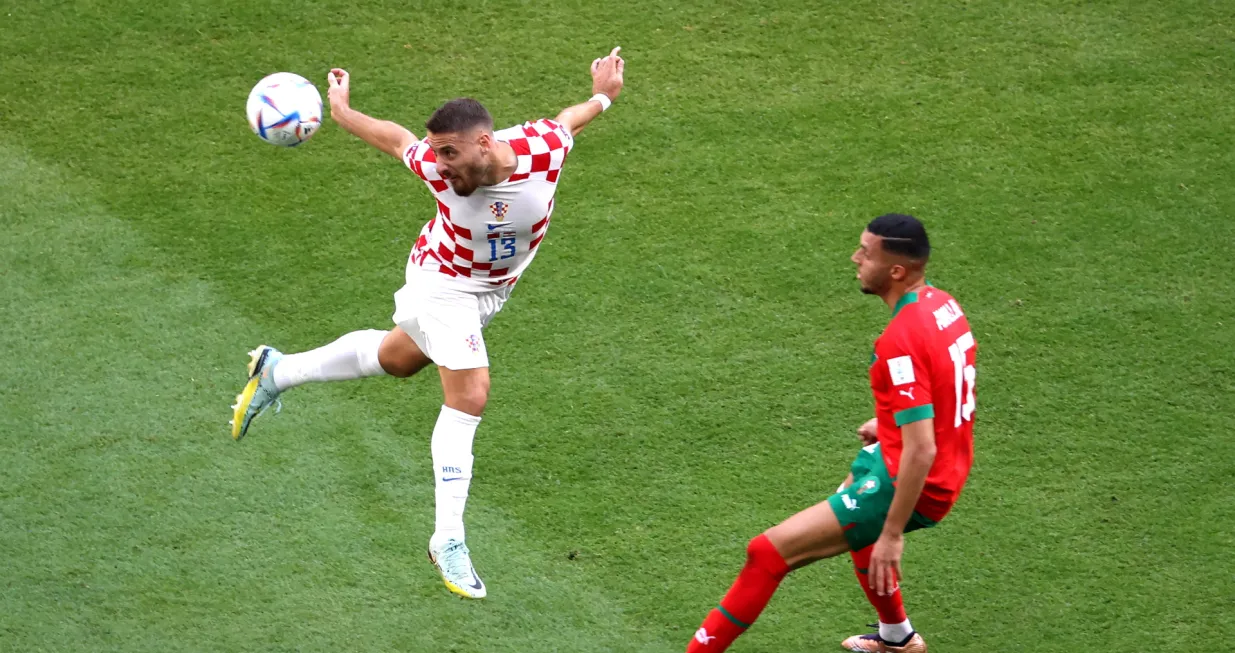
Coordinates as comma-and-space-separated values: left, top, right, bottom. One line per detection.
401, 118, 574, 291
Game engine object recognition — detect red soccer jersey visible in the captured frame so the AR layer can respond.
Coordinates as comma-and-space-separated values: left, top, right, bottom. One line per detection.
869, 286, 977, 522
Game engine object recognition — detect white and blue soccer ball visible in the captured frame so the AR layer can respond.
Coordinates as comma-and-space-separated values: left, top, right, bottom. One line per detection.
246, 72, 323, 147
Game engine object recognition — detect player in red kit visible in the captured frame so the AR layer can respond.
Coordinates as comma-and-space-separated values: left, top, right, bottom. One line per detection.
686, 214, 977, 653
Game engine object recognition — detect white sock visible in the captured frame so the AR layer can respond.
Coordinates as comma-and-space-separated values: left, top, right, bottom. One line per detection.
429, 405, 481, 548
879, 619, 913, 644
272, 329, 387, 391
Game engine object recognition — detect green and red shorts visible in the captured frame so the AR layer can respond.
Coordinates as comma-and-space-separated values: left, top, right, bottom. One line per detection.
826, 443, 938, 551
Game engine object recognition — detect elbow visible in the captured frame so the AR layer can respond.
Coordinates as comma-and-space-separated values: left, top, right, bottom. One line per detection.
909, 440, 937, 465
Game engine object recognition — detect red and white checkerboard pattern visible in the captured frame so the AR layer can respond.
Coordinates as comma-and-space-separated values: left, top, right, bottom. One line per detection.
402, 118, 571, 193
503, 119, 571, 183
400, 119, 572, 289
407, 198, 555, 285
404, 145, 450, 193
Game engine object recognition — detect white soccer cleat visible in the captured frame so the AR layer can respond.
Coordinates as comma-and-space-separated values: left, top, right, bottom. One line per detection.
428, 538, 487, 599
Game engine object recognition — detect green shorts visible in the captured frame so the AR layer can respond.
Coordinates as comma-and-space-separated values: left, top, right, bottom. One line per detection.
826, 443, 937, 551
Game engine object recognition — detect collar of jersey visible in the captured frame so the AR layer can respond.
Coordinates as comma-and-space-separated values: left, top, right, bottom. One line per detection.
892, 291, 918, 317
891, 280, 932, 317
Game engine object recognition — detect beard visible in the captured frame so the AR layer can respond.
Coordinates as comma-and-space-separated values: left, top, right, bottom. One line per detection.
859, 269, 891, 295
448, 176, 478, 197
448, 159, 492, 197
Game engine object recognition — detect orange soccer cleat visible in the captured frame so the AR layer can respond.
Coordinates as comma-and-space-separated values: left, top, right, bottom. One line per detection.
841, 628, 926, 653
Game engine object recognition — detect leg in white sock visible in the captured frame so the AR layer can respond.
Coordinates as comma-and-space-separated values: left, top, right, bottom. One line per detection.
272, 329, 388, 391
879, 619, 914, 644
429, 405, 481, 547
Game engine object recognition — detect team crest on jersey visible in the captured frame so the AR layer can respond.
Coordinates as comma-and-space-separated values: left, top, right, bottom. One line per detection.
489, 201, 510, 219
856, 478, 880, 495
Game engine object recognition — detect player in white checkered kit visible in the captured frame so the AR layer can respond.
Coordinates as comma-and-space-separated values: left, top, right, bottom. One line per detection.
230, 47, 626, 599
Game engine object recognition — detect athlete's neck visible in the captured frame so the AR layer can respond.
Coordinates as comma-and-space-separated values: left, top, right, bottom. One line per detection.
481, 141, 518, 186
882, 278, 928, 313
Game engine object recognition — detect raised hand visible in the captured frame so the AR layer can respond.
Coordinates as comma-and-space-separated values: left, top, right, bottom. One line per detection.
590, 46, 625, 101
326, 68, 351, 115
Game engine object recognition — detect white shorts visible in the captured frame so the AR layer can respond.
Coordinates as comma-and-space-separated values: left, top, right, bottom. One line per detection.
391, 270, 513, 370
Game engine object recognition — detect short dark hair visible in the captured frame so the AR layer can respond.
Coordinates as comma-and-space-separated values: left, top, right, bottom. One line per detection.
425, 98, 493, 134
867, 213, 930, 260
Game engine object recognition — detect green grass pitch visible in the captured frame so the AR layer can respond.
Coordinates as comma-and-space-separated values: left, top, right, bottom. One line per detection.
2, 1, 1233, 651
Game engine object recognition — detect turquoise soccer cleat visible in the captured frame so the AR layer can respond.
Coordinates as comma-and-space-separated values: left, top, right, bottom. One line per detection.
428, 538, 487, 599
230, 345, 284, 441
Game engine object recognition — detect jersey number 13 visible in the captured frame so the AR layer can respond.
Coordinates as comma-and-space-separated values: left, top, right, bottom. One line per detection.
488, 236, 516, 262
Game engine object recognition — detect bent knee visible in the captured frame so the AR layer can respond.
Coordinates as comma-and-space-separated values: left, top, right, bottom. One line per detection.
446, 379, 490, 415
379, 351, 420, 378
745, 534, 790, 576
456, 388, 490, 415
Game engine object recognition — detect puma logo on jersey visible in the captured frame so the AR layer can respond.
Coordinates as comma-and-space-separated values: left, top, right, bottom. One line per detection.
899, 388, 916, 401
694, 628, 716, 645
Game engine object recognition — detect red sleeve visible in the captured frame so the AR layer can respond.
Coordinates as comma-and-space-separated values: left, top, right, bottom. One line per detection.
877, 326, 935, 426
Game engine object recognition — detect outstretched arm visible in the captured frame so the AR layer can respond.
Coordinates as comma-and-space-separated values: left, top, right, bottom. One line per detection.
326, 68, 419, 159
555, 47, 626, 137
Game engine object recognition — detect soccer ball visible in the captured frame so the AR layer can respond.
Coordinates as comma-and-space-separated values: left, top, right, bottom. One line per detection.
246, 72, 323, 147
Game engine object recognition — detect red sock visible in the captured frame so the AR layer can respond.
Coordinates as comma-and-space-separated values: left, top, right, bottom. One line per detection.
686, 534, 790, 652
849, 546, 907, 624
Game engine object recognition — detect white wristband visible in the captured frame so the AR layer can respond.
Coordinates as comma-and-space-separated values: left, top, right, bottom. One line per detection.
590, 93, 613, 111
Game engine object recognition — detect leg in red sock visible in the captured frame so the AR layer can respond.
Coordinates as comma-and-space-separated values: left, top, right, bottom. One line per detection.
687, 499, 851, 652
850, 546, 907, 624
686, 534, 788, 652
847, 546, 916, 647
